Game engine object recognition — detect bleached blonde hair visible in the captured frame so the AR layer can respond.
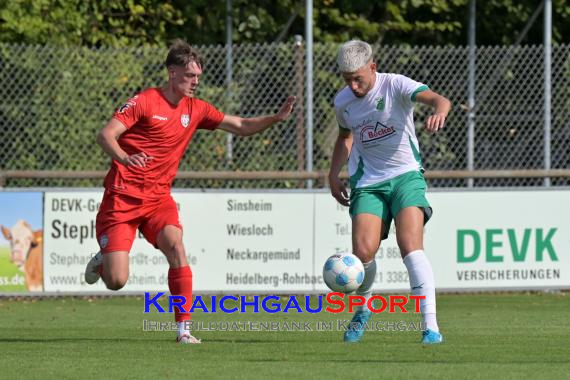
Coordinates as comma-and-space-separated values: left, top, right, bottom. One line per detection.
337, 40, 373, 73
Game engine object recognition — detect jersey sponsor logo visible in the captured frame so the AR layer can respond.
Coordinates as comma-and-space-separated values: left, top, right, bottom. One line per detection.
152, 115, 168, 121
118, 96, 138, 114
355, 118, 374, 129
360, 121, 396, 146
118, 103, 131, 113
181, 114, 190, 128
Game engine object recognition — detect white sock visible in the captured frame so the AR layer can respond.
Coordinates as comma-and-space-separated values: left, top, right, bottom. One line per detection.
356, 260, 377, 312
177, 321, 189, 337
403, 250, 439, 332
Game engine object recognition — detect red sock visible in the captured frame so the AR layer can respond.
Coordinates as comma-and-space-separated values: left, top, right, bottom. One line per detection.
168, 266, 193, 322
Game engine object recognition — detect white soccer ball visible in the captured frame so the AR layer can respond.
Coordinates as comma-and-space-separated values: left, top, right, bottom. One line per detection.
322, 253, 365, 293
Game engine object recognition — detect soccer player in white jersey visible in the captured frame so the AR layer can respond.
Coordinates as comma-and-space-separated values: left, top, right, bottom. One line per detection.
328, 40, 451, 344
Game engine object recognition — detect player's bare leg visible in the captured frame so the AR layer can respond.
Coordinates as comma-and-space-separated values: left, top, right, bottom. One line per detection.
353, 214, 383, 308
157, 225, 200, 344
344, 213, 382, 343
396, 206, 442, 344
101, 252, 130, 290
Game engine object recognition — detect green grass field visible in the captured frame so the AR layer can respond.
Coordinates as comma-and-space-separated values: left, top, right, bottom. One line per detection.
0, 293, 569, 379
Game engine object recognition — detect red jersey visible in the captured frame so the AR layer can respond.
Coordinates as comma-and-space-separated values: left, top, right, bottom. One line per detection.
104, 88, 224, 199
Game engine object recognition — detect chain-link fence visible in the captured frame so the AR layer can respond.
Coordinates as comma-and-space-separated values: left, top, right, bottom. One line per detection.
0, 42, 568, 188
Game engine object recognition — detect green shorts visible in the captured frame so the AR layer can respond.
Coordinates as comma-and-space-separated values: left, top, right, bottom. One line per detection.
349, 170, 433, 240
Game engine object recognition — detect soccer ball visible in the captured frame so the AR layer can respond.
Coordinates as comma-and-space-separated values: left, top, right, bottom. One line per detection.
322, 253, 365, 293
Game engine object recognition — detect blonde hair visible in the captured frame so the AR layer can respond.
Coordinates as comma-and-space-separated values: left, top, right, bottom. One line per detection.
337, 40, 373, 73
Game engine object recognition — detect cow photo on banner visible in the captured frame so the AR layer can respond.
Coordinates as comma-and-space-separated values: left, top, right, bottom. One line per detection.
0, 192, 44, 292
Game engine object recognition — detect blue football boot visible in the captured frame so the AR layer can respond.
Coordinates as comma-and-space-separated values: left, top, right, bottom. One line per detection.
343, 309, 372, 343
421, 328, 443, 344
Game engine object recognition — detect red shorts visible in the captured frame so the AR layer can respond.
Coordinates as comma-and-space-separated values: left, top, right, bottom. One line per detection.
95, 190, 182, 253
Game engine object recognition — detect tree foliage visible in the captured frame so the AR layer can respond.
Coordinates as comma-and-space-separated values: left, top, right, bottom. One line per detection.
0, 1, 568, 189
1, 0, 568, 47
0, 0, 183, 46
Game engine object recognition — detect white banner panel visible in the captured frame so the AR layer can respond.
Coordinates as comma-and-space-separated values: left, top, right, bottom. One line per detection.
179, 193, 314, 292
42, 189, 570, 293
43, 192, 315, 292
425, 190, 570, 290
44, 192, 164, 292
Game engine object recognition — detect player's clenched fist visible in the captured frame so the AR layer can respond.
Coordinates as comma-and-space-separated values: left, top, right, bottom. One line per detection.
329, 177, 350, 207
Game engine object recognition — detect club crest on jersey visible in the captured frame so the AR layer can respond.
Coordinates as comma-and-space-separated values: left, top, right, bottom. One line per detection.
375, 97, 385, 112
181, 114, 190, 128
99, 234, 109, 249
360, 121, 396, 147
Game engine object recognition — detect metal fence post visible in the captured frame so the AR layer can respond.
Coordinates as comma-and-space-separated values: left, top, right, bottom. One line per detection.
294, 35, 306, 187
467, 0, 476, 188
225, 0, 234, 164
543, 0, 552, 187
305, 0, 314, 189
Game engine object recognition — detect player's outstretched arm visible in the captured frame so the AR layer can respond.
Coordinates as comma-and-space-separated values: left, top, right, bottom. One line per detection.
415, 90, 451, 134
218, 96, 296, 137
97, 118, 153, 168
328, 128, 352, 206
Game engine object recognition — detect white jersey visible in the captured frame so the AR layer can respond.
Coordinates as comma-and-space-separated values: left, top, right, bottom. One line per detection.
334, 72, 428, 188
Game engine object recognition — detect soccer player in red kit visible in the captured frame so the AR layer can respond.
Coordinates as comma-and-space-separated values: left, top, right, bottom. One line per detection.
84, 39, 296, 344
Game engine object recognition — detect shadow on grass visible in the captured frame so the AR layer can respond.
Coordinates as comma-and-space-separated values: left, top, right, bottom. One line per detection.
0, 337, 153, 343
0, 337, 301, 344
201, 338, 300, 344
